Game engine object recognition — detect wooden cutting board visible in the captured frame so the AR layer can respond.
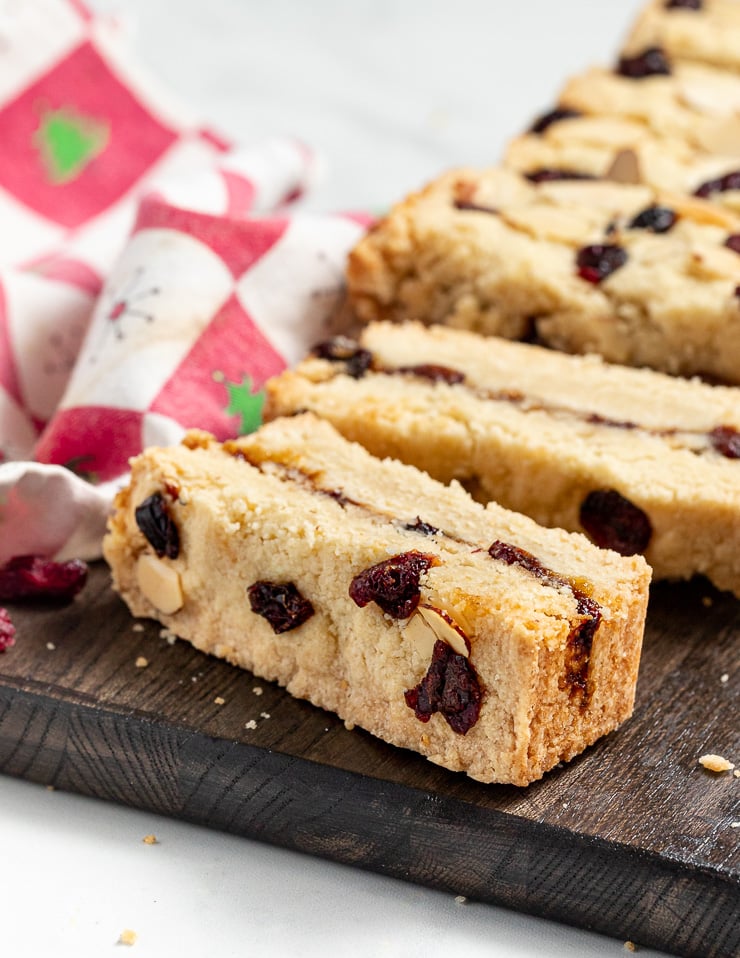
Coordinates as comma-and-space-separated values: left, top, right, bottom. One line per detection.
0, 562, 737, 958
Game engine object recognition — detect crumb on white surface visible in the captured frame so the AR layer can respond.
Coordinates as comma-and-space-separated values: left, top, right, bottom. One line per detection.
245, 719, 257, 730
118, 929, 137, 946
698, 754, 735, 773
142, 834, 158, 845
624, 942, 637, 953
454, 895, 467, 905
135, 656, 149, 669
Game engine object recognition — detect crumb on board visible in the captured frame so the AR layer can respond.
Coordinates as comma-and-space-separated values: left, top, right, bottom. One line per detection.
142, 834, 158, 845
132, 623, 144, 633
245, 719, 257, 730
720, 673, 729, 684
46, 641, 56, 651
701, 596, 713, 608
698, 754, 735, 773
159, 627, 177, 644
624, 942, 637, 953
135, 656, 149, 669
252, 686, 263, 696
214, 696, 225, 706
735, 770, 740, 779
731, 822, 740, 828
118, 929, 137, 946
260, 711, 271, 720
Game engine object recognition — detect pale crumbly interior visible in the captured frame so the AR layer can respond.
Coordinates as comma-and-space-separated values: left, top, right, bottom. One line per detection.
624, 0, 740, 74
103, 414, 650, 787
346, 168, 740, 383
265, 322, 740, 596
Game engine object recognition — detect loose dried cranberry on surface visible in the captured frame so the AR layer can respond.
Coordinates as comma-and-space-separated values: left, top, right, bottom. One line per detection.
349, 551, 436, 619
628, 205, 677, 233
694, 170, 740, 199
135, 492, 180, 559
398, 364, 465, 385
0, 556, 88, 602
404, 517, 440, 536
312, 337, 373, 379
0, 608, 16, 652
529, 107, 582, 135
405, 639, 482, 735
665, 0, 702, 9
617, 47, 671, 78
725, 235, 740, 255
525, 169, 595, 184
248, 580, 315, 634
576, 244, 628, 284
710, 425, 740, 459
580, 489, 652, 556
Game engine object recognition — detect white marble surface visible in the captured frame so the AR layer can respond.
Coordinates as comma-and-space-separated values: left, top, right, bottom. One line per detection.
2, 1, 675, 956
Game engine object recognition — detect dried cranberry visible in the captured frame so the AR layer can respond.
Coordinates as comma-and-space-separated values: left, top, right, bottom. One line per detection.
248, 580, 314, 634
135, 492, 180, 559
525, 169, 596, 184
710, 425, 740, 459
725, 235, 740, 255
529, 107, 582, 135
453, 200, 499, 215
0, 608, 16, 652
312, 337, 372, 379
617, 47, 671, 78
404, 517, 440, 536
398, 364, 465, 385
665, 0, 702, 9
628, 205, 677, 233
405, 639, 482, 735
580, 489, 652, 555
565, 592, 602, 698
0, 556, 88, 602
694, 170, 740, 199
349, 551, 436, 619
576, 244, 628, 284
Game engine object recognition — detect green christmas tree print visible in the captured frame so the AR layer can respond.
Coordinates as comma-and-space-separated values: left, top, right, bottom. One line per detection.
35, 106, 110, 184
224, 375, 265, 435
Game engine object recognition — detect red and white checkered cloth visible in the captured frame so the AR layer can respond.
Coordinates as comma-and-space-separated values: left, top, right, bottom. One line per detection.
0, 0, 368, 563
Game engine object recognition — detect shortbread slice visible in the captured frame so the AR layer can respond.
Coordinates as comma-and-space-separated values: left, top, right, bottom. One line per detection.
346, 167, 740, 383
265, 323, 740, 596
505, 112, 740, 211
103, 414, 650, 787
558, 63, 740, 161
624, 0, 740, 75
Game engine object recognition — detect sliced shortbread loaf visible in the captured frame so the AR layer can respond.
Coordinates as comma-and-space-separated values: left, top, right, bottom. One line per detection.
265, 323, 740, 596
346, 167, 740, 382
624, 0, 740, 75
103, 414, 650, 786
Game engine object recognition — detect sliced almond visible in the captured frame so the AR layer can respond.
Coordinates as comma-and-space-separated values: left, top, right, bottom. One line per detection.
136, 553, 184, 615
695, 118, 740, 158
663, 192, 740, 230
417, 604, 470, 657
404, 610, 438, 660
686, 244, 740, 280
605, 149, 642, 185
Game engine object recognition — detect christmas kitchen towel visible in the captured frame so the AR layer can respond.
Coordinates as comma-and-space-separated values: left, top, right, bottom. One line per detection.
0, 0, 367, 564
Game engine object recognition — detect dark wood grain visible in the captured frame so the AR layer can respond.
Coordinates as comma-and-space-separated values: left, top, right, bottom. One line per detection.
0, 563, 737, 958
